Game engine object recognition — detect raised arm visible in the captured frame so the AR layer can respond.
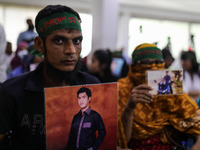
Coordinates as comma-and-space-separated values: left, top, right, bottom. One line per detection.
121, 84, 153, 142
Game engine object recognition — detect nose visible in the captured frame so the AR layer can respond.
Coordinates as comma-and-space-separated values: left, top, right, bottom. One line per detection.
63, 40, 76, 54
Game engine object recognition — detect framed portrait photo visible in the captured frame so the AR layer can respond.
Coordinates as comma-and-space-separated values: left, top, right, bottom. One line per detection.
44, 83, 118, 150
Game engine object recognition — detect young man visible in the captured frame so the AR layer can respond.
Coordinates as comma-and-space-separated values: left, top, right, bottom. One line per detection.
117, 43, 200, 150
66, 87, 106, 150
0, 5, 99, 149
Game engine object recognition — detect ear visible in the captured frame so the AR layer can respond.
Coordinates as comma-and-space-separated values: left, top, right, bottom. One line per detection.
88, 97, 91, 103
34, 36, 45, 54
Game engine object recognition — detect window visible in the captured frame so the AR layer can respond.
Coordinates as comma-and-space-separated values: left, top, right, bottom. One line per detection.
0, 4, 93, 57
129, 18, 190, 59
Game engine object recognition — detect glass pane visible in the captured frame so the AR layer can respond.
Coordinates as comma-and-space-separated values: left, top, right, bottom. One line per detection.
129, 18, 189, 59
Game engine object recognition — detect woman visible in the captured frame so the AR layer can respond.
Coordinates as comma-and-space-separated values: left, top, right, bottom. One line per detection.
89, 49, 117, 83
181, 51, 200, 100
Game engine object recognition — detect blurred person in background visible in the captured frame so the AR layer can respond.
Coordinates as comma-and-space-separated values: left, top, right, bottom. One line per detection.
181, 51, 200, 100
162, 48, 174, 69
170, 50, 186, 69
8, 54, 30, 79
89, 49, 117, 83
118, 43, 200, 150
4, 42, 14, 79
10, 41, 28, 70
17, 18, 38, 45
0, 24, 7, 83
7, 42, 43, 79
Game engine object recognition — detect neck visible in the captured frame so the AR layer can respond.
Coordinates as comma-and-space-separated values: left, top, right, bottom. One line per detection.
81, 106, 89, 114
42, 67, 68, 87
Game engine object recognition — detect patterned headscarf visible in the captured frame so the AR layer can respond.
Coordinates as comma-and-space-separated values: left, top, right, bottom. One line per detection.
132, 43, 163, 63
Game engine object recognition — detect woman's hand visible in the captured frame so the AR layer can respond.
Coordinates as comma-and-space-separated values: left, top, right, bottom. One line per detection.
127, 84, 153, 109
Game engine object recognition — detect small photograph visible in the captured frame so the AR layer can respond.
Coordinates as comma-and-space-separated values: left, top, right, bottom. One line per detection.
147, 69, 183, 95
44, 83, 118, 150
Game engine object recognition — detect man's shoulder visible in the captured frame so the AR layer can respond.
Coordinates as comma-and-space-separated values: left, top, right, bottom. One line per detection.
1, 71, 32, 89
90, 110, 102, 118
1, 62, 44, 93
76, 71, 100, 84
0, 72, 34, 99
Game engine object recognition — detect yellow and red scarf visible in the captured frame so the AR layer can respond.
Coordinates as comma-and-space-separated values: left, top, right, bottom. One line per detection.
118, 63, 200, 148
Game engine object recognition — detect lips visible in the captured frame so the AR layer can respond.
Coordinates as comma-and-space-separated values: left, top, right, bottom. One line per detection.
61, 59, 76, 65
79, 103, 84, 106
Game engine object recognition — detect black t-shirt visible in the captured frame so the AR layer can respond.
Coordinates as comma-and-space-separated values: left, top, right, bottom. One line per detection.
0, 63, 100, 150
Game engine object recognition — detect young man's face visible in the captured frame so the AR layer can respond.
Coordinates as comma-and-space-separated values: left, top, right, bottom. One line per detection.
78, 92, 90, 111
44, 28, 82, 72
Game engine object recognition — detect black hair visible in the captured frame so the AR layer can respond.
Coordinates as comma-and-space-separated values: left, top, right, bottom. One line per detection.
181, 51, 199, 73
77, 87, 92, 98
92, 49, 117, 82
94, 49, 112, 66
162, 49, 174, 60
94, 49, 112, 72
35, 5, 81, 34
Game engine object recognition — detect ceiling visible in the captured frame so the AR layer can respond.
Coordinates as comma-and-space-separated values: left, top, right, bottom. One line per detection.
0, 0, 200, 23
0, 0, 200, 14
120, 0, 200, 13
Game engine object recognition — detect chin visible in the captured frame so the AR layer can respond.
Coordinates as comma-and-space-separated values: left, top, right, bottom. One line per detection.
58, 66, 76, 72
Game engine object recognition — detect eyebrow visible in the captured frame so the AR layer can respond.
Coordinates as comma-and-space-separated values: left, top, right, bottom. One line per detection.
73, 36, 83, 42
52, 35, 83, 40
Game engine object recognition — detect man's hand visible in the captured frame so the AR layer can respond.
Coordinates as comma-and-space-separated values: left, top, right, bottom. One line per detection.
127, 84, 153, 109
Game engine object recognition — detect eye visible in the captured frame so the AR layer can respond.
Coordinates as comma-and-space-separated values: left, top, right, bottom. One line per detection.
54, 38, 65, 45
73, 37, 83, 45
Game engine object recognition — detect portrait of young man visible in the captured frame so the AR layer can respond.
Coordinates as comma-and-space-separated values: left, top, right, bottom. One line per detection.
66, 87, 106, 150
45, 83, 117, 150
0, 5, 100, 150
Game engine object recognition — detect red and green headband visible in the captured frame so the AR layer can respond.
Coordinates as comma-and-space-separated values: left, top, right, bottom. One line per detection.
36, 12, 81, 37
132, 47, 163, 63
